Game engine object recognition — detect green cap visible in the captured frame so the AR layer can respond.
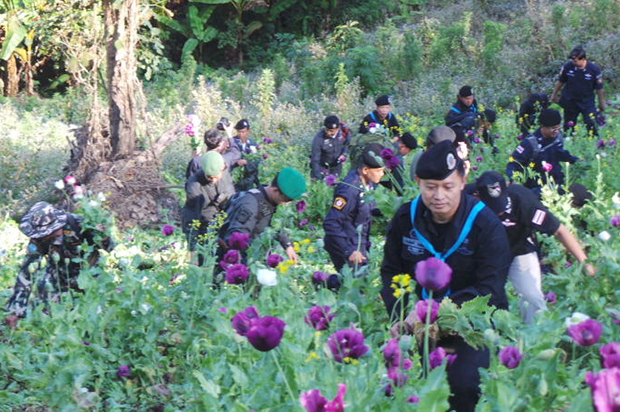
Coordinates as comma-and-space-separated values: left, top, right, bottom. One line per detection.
276, 167, 306, 200
201, 151, 225, 177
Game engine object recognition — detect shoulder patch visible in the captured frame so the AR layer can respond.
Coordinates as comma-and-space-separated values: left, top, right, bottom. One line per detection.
532, 209, 546, 225
333, 197, 347, 210
516, 145, 525, 154
236, 206, 253, 224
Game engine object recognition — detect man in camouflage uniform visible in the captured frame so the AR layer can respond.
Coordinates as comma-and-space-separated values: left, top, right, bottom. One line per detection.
4, 202, 113, 326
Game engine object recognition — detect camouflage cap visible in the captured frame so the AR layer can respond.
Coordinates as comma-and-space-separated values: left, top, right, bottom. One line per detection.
19, 201, 67, 239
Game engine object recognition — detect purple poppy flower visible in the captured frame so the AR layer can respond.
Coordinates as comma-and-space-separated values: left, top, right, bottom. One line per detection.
568, 319, 603, 346
473, 137, 480, 144
498, 346, 523, 369
380, 148, 394, 159
494, 133, 500, 138
327, 328, 369, 363
542, 162, 553, 172
415, 257, 452, 292
597, 114, 606, 127
544, 292, 557, 304
117, 365, 130, 379
608, 309, 620, 325
472, 165, 479, 171
246, 316, 285, 352
231, 306, 260, 336
609, 139, 616, 147
309, 224, 316, 231
368, 122, 377, 128
600, 342, 620, 369
338, 155, 346, 163
115, 287, 122, 293
263, 153, 269, 160
475, 156, 483, 163
299, 219, 309, 228
161, 224, 174, 236
225, 263, 249, 285
584, 368, 620, 412
304, 306, 335, 331
266, 253, 284, 268
516, 134, 524, 141
565, 261, 572, 269
429, 347, 457, 369
383, 339, 402, 370
567, 121, 575, 127
597, 139, 606, 149
467, 130, 474, 137
218, 307, 227, 314
83, 341, 90, 346
415, 299, 440, 323
300, 383, 346, 412
220, 249, 241, 269
228, 232, 250, 250
312, 271, 329, 284
324, 174, 337, 186
407, 395, 420, 403
263, 137, 273, 144
296, 200, 306, 213
610, 215, 620, 228
387, 367, 408, 387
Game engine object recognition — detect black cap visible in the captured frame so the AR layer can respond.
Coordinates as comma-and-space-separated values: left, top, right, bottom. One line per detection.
235, 119, 250, 130
426, 126, 456, 147
400, 132, 418, 150
475, 171, 509, 214
416, 140, 461, 180
459, 86, 473, 97
539, 108, 562, 127
482, 109, 496, 123
360, 143, 385, 168
569, 183, 593, 207
375, 95, 390, 106
324, 115, 340, 129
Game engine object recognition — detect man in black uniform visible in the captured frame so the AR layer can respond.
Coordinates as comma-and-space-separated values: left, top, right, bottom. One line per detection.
381, 140, 510, 412
232, 119, 261, 191
310, 115, 350, 180
218, 167, 306, 263
359, 95, 401, 139
506, 108, 578, 196
473, 171, 595, 323
445, 86, 480, 142
517, 93, 550, 135
323, 143, 385, 274
182, 152, 233, 265
550, 46, 605, 136
4, 202, 113, 326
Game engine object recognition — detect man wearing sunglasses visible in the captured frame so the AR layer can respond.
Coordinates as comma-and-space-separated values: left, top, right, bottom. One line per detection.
550, 46, 604, 136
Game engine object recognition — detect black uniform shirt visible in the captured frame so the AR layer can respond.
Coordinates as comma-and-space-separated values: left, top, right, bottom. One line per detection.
445, 99, 479, 128
359, 110, 400, 137
310, 129, 349, 179
559, 61, 603, 102
380, 192, 510, 319
323, 170, 375, 257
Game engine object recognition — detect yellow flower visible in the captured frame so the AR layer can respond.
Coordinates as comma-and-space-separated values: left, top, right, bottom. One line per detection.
529, 162, 535, 168
293, 244, 300, 253
307, 246, 316, 253
343, 357, 359, 365
278, 262, 290, 274
303, 238, 311, 245
286, 259, 295, 266
305, 352, 319, 362
393, 289, 402, 298
509, 156, 515, 162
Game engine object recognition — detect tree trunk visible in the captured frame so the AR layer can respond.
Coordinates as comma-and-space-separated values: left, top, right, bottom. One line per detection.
104, 0, 139, 158
5, 54, 19, 97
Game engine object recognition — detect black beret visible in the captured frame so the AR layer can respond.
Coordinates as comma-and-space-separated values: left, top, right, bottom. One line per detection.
482, 109, 496, 123
400, 132, 418, 150
360, 143, 385, 168
235, 119, 250, 130
375, 95, 390, 106
324, 115, 340, 129
475, 171, 509, 214
416, 140, 462, 180
568, 183, 593, 207
459, 86, 473, 97
539, 108, 562, 127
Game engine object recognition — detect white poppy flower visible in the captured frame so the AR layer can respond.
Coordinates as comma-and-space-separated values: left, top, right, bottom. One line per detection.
54, 180, 65, 190
598, 231, 611, 242
257, 268, 278, 286
565, 312, 590, 328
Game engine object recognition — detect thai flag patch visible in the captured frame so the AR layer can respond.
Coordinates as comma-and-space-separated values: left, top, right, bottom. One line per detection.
516, 145, 525, 154
532, 209, 546, 225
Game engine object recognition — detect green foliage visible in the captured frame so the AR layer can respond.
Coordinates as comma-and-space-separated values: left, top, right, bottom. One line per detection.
482, 20, 505, 72
428, 12, 473, 65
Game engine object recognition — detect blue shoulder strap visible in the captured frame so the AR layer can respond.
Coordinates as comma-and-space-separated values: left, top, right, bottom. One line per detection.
409, 196, 486, 298
369, 112, 378, 123
450, 106, 462, 114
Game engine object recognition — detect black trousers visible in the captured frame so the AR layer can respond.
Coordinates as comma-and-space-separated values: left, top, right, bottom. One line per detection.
561, 98, 598, 136
440, 335, 490, 412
